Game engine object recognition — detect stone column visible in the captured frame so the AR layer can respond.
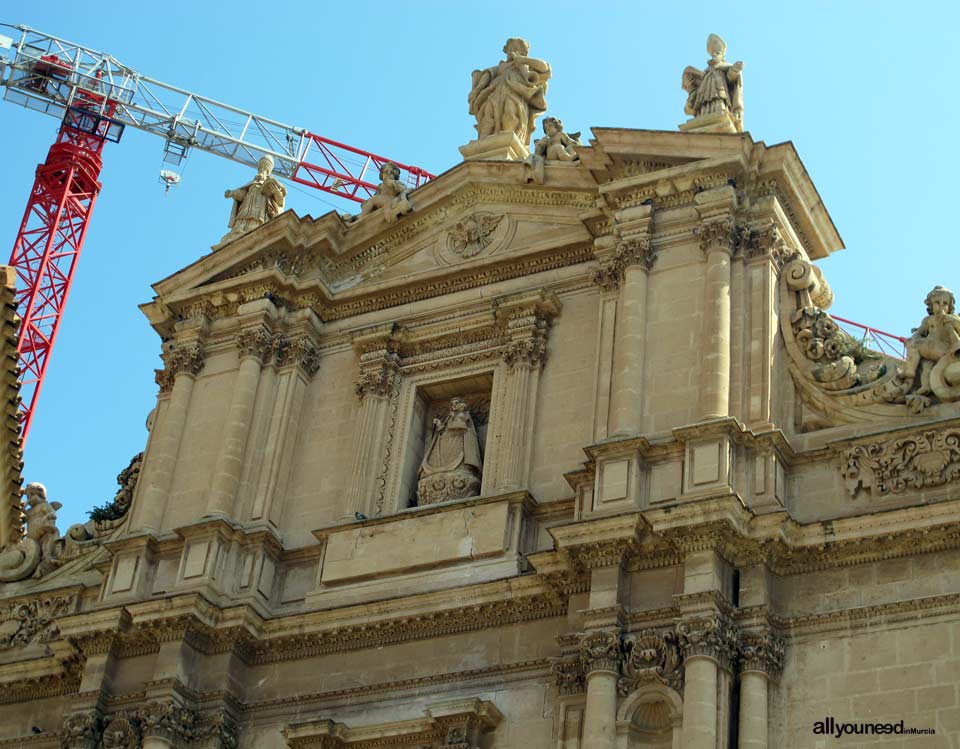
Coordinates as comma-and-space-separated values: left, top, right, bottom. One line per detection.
490, 291, 560, 492
608, 205, 656, 437
695, 187, 737, 420
677, 615, 738, 749
579, 629, 621, 749
345, 325, 400, 517
738, 628, 785, 749
205, 319, 277, 518
134, 339, 205, 533
251, 334, 320, 525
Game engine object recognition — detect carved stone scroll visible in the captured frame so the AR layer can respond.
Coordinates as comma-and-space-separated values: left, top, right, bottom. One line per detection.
843, 427, 960, 497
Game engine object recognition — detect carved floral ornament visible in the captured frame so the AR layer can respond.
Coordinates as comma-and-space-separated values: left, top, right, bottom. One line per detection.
843, 427, 960, 498
61, 702, 237, 749
0, 593, 74, 649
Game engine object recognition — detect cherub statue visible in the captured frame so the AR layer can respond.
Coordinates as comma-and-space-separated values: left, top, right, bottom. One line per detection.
468, 38, 551, 146
525, 116, 580, 184
682, 34, 744, 132
0, 482, 64, 581
417, 397, 483, 505
357, 163, 414, 224
901, 286, 960, 397
221, 155, 287, 244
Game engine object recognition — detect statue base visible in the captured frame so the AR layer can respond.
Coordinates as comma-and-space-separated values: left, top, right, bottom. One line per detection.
459, 132, 529, 162
679, 111, 740, 134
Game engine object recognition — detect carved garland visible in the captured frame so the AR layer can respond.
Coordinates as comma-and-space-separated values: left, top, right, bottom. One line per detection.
843, 427, 960, 497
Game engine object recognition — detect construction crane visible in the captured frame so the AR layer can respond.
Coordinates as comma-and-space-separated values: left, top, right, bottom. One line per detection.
0, 24, 434, 442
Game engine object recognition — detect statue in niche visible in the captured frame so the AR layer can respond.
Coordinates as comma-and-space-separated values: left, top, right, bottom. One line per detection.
525, 116, 580, 184
682, 34, 744, 132
468, 38, 551, 146
357, 163, 414, 224
417, 397, 483, 505
900, 285, 960, 410
0, 482, 64, 582
221, 155, 287, 244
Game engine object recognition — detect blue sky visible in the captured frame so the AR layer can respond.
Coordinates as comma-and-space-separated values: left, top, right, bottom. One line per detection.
0, 1, 955, 528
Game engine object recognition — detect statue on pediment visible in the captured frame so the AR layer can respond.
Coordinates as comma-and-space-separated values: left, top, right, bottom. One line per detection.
681, 34, 744, 133
525, 116, 580, 183
221, 155, 287, 244
358, 163, 414, 224
900, 285, 960, 409
0, 482, 64, 582
417, 397, 483, 505
468, 38, 551, 147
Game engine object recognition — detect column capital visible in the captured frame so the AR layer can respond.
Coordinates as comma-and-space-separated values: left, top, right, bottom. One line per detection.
155, 341, 206, 394
677, 614, 739, 672
694, 184, 738, 256
495, 289, 561, 369
236, 326, 278, 364
739, 218, 792, 269
276, 335, 320, 377
579, 628, 622, 675
738, 626, 786, 678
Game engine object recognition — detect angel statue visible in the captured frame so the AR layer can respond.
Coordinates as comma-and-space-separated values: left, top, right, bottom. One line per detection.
468, 38, 551, 147
0, 482, 64, 582
417, 397, 483, 505
682, 34, 744, 132
358, 163, 414, 224
525, 116, 580, 183
220, 155, 287, 244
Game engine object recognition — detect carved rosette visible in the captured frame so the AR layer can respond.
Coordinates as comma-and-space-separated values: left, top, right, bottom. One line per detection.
61, 711, 100, 749
579, 629, 622, 675
236, 327, 277, 364
618, 629, 684, 696
276, 336, 320, 377
843, 428, 960, 497
677, 615, 739, 670
695, 217, 736, 256
155, 342, 206, 394
738, 628, 785, 678
552, 655, 587, 696
355, 350, 401, 400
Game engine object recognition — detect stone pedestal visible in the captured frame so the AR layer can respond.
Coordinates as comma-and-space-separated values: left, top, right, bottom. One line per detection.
459, 131, 528, 161
679, 110, 738, 134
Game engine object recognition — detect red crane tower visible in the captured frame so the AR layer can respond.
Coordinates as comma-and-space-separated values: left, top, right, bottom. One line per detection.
0, 24, 434, 442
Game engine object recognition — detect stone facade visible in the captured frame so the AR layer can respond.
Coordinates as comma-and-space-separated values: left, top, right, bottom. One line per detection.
1, 45, 959, 749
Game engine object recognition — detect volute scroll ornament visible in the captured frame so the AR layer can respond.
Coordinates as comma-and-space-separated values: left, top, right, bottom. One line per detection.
842, 427, 960, 498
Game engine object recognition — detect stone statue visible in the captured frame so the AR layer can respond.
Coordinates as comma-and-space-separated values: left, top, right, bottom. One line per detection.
221, 155, 287, 244
681, 34, 744, 132
417, 397, 483, 505
525, 116, 580, 184
468, 38, 551, 147
900, 286, 960, 409
0, 482, 64, 582
358, 163, 414, 224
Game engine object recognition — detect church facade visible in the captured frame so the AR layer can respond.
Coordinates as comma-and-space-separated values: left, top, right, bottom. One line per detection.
0, 36, 958, 749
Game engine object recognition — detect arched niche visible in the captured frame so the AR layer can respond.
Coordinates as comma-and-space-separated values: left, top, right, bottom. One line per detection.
615, 683, 683, 749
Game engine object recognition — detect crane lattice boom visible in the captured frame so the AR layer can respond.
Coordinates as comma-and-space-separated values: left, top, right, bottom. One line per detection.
0, 23, 434, 441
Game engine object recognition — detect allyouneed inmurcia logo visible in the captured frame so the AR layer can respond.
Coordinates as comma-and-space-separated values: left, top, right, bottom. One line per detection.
813, 717, 935, 738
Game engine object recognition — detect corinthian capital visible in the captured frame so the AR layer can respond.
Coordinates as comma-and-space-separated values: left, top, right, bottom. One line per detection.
677, 615, 739, 670
276, 336, 320, 376
156, 341, 206, 392
355, 351, 401, 400
579, 629, 622, 675
695, 217, 736, 256
739, 627, 785, 678
236, 327, 277, 363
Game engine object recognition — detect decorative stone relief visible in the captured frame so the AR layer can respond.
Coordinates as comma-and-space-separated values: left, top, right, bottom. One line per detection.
355, 351, 401, 400
739, 220, 792, 268
237, 327, 278, 363
695, 216, 736, 255
618, 629, 684, 695
498, 294, 560, 369
843, 427, 960, 497
220, 155, 287, 245
61, 704, 235, 749
677, 615, 739, 670
681, 34, 744, 132
355, 163, 414, 225
417, 397, 483, 505
0, 593, 74, 649
62, 711, 99, 749
579, 629, 622, 674
524, 116, 580, 184
468, 38, 551, 146
447, 213, 504, 259
0, 483, 66, 582
99, 713, 139, 749
592, 237, 657, 292
738, 628, 785, 677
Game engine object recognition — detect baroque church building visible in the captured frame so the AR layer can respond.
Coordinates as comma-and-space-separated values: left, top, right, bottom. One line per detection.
0, 35, 958, 748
